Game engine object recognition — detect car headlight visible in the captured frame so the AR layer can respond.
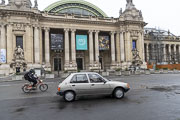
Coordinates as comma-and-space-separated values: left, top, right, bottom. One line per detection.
127, 83, 130, 88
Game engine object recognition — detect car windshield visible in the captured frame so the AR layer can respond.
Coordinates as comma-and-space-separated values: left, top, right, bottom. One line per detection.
103, 77, 110, 81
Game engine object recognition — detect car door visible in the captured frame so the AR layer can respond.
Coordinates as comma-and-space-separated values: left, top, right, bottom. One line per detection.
69, 74, 91, 96
88, 73, 111, 95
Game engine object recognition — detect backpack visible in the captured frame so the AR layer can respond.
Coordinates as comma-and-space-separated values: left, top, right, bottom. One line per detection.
24, 72, 30, 80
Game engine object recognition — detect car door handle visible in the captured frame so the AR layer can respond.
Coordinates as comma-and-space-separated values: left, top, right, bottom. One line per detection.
72, 85, 75, 86
91, 84, 95, 86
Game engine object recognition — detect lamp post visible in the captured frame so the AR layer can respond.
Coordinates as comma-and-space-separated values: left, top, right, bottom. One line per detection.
98, 56, 100, 74
54, 50, 61, 77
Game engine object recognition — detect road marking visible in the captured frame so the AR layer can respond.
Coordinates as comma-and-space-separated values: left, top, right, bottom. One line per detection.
0, 85, 11, 87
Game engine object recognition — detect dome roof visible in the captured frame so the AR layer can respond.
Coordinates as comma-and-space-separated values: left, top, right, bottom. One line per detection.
44, 0, 108, 17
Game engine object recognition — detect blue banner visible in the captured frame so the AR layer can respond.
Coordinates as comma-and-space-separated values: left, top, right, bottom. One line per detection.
76, 35, 88, 50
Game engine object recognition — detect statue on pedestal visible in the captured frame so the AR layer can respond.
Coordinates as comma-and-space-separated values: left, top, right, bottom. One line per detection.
130, 49, 143, 71
10, 46, 27, 73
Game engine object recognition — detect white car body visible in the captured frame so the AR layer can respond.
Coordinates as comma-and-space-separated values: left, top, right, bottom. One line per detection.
57, 72, 130, 101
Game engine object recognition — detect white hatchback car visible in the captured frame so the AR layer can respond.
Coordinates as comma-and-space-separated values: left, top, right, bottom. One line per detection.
57, 72, 130, 102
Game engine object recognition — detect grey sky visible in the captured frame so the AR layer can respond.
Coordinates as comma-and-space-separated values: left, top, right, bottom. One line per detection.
4, 0, 180, 36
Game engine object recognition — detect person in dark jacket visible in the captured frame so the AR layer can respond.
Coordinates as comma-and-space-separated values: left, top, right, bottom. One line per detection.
27, 69, 38, 87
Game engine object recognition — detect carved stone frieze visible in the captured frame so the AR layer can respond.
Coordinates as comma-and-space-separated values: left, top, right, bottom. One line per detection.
13, 23, 25, 31
130, 30, 139, 37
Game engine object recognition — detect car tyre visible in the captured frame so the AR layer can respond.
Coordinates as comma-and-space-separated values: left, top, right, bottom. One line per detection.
64, 91, 75, 102
113, 88, 124, 99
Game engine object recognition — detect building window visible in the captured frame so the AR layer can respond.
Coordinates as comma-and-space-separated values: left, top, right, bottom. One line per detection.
16, 36, 23, 49
132, 40, 136, 50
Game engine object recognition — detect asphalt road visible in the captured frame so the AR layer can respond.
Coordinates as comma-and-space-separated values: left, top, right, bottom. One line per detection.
0, 74, 180, 120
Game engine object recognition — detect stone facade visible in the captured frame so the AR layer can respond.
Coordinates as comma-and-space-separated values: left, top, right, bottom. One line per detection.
144, 28, 180, 65
0, 0, 146, 74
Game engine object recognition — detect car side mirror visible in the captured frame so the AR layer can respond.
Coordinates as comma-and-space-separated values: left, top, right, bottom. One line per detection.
104, 81, 107, 84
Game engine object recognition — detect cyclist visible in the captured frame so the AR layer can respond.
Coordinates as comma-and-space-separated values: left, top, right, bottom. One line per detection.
24, 69, 38, 88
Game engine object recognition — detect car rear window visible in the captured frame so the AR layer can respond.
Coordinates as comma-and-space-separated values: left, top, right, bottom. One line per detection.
70, 74, 89, 83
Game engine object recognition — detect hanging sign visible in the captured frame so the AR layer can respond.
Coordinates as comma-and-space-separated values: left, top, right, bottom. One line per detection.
0, 49, 6, 63
99, 36, 110, 50
51, 34, 64, 50
76, 35, 88, 50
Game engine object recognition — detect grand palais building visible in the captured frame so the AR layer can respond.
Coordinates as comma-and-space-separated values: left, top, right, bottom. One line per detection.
0, 0, 179, 75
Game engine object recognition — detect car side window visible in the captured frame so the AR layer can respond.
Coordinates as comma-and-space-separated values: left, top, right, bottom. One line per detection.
88, 74, 104, 83
70, 74, 89, 83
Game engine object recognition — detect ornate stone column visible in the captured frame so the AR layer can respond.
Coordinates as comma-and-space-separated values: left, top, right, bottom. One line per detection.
7, 24, 13, 63
25, 25, 33, 63
141, 31, 145, 62
64, 28, 70, 70
163, 44, 166, 62
0, 24, 6, 63
110, 31, 118, 70
174, 44, 177, 63
120, 32, 125, 62
116, 32, 120, 64
94, 30, 100, 63
151, 44, 154, 61
179, 45, 180, 63
146, 43, 149, 62
44, 27, 50, 67
125, 31, 131, 62
34, 26, 40, 64
70, 29, 77, 70
88, 30, 94, 70
169, 44, 171, 63
110, 31, 115, 63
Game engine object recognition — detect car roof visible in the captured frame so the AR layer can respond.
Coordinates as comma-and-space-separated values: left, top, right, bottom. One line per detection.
70, 72, 98, 75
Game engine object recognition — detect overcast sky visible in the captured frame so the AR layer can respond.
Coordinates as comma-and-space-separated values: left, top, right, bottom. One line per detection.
5, 0, 180, 36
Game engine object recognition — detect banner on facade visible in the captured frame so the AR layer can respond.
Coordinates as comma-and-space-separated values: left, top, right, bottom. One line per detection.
51, 34, 64, 50
99, 36, 110, 50
0, 49, 6, 63
76, 35, 88, 50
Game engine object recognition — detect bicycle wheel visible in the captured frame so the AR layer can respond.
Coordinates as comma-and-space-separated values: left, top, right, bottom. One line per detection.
22, 85, 31, 93
39, 84, 48, 92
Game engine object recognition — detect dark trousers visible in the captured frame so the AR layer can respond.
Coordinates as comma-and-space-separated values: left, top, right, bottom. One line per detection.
29, 78, 37, 87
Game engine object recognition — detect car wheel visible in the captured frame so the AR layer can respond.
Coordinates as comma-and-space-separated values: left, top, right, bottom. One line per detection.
64, 91, 75, 102
113, 88, 124, 99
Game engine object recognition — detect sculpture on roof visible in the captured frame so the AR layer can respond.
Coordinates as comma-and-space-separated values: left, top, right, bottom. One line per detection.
119, 8, 122, 17
34, 0, 38, 9
0, 0, 5, 5
126, 0, 135, 9
139, 10, 142, 17
127, 0, 133, 4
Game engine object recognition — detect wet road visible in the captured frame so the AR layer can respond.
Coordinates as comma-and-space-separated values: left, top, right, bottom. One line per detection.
0, 74, 180, 120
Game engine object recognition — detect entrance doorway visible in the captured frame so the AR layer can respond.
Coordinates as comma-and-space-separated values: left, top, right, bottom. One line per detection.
76, 58, 83, 70
54, 58, 61, 71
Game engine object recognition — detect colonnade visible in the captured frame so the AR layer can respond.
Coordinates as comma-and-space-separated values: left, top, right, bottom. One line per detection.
145, 43, 180, 64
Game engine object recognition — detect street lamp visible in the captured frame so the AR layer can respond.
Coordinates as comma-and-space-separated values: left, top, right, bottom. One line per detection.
54, 50, 61, 77
98, 56, 100, 74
